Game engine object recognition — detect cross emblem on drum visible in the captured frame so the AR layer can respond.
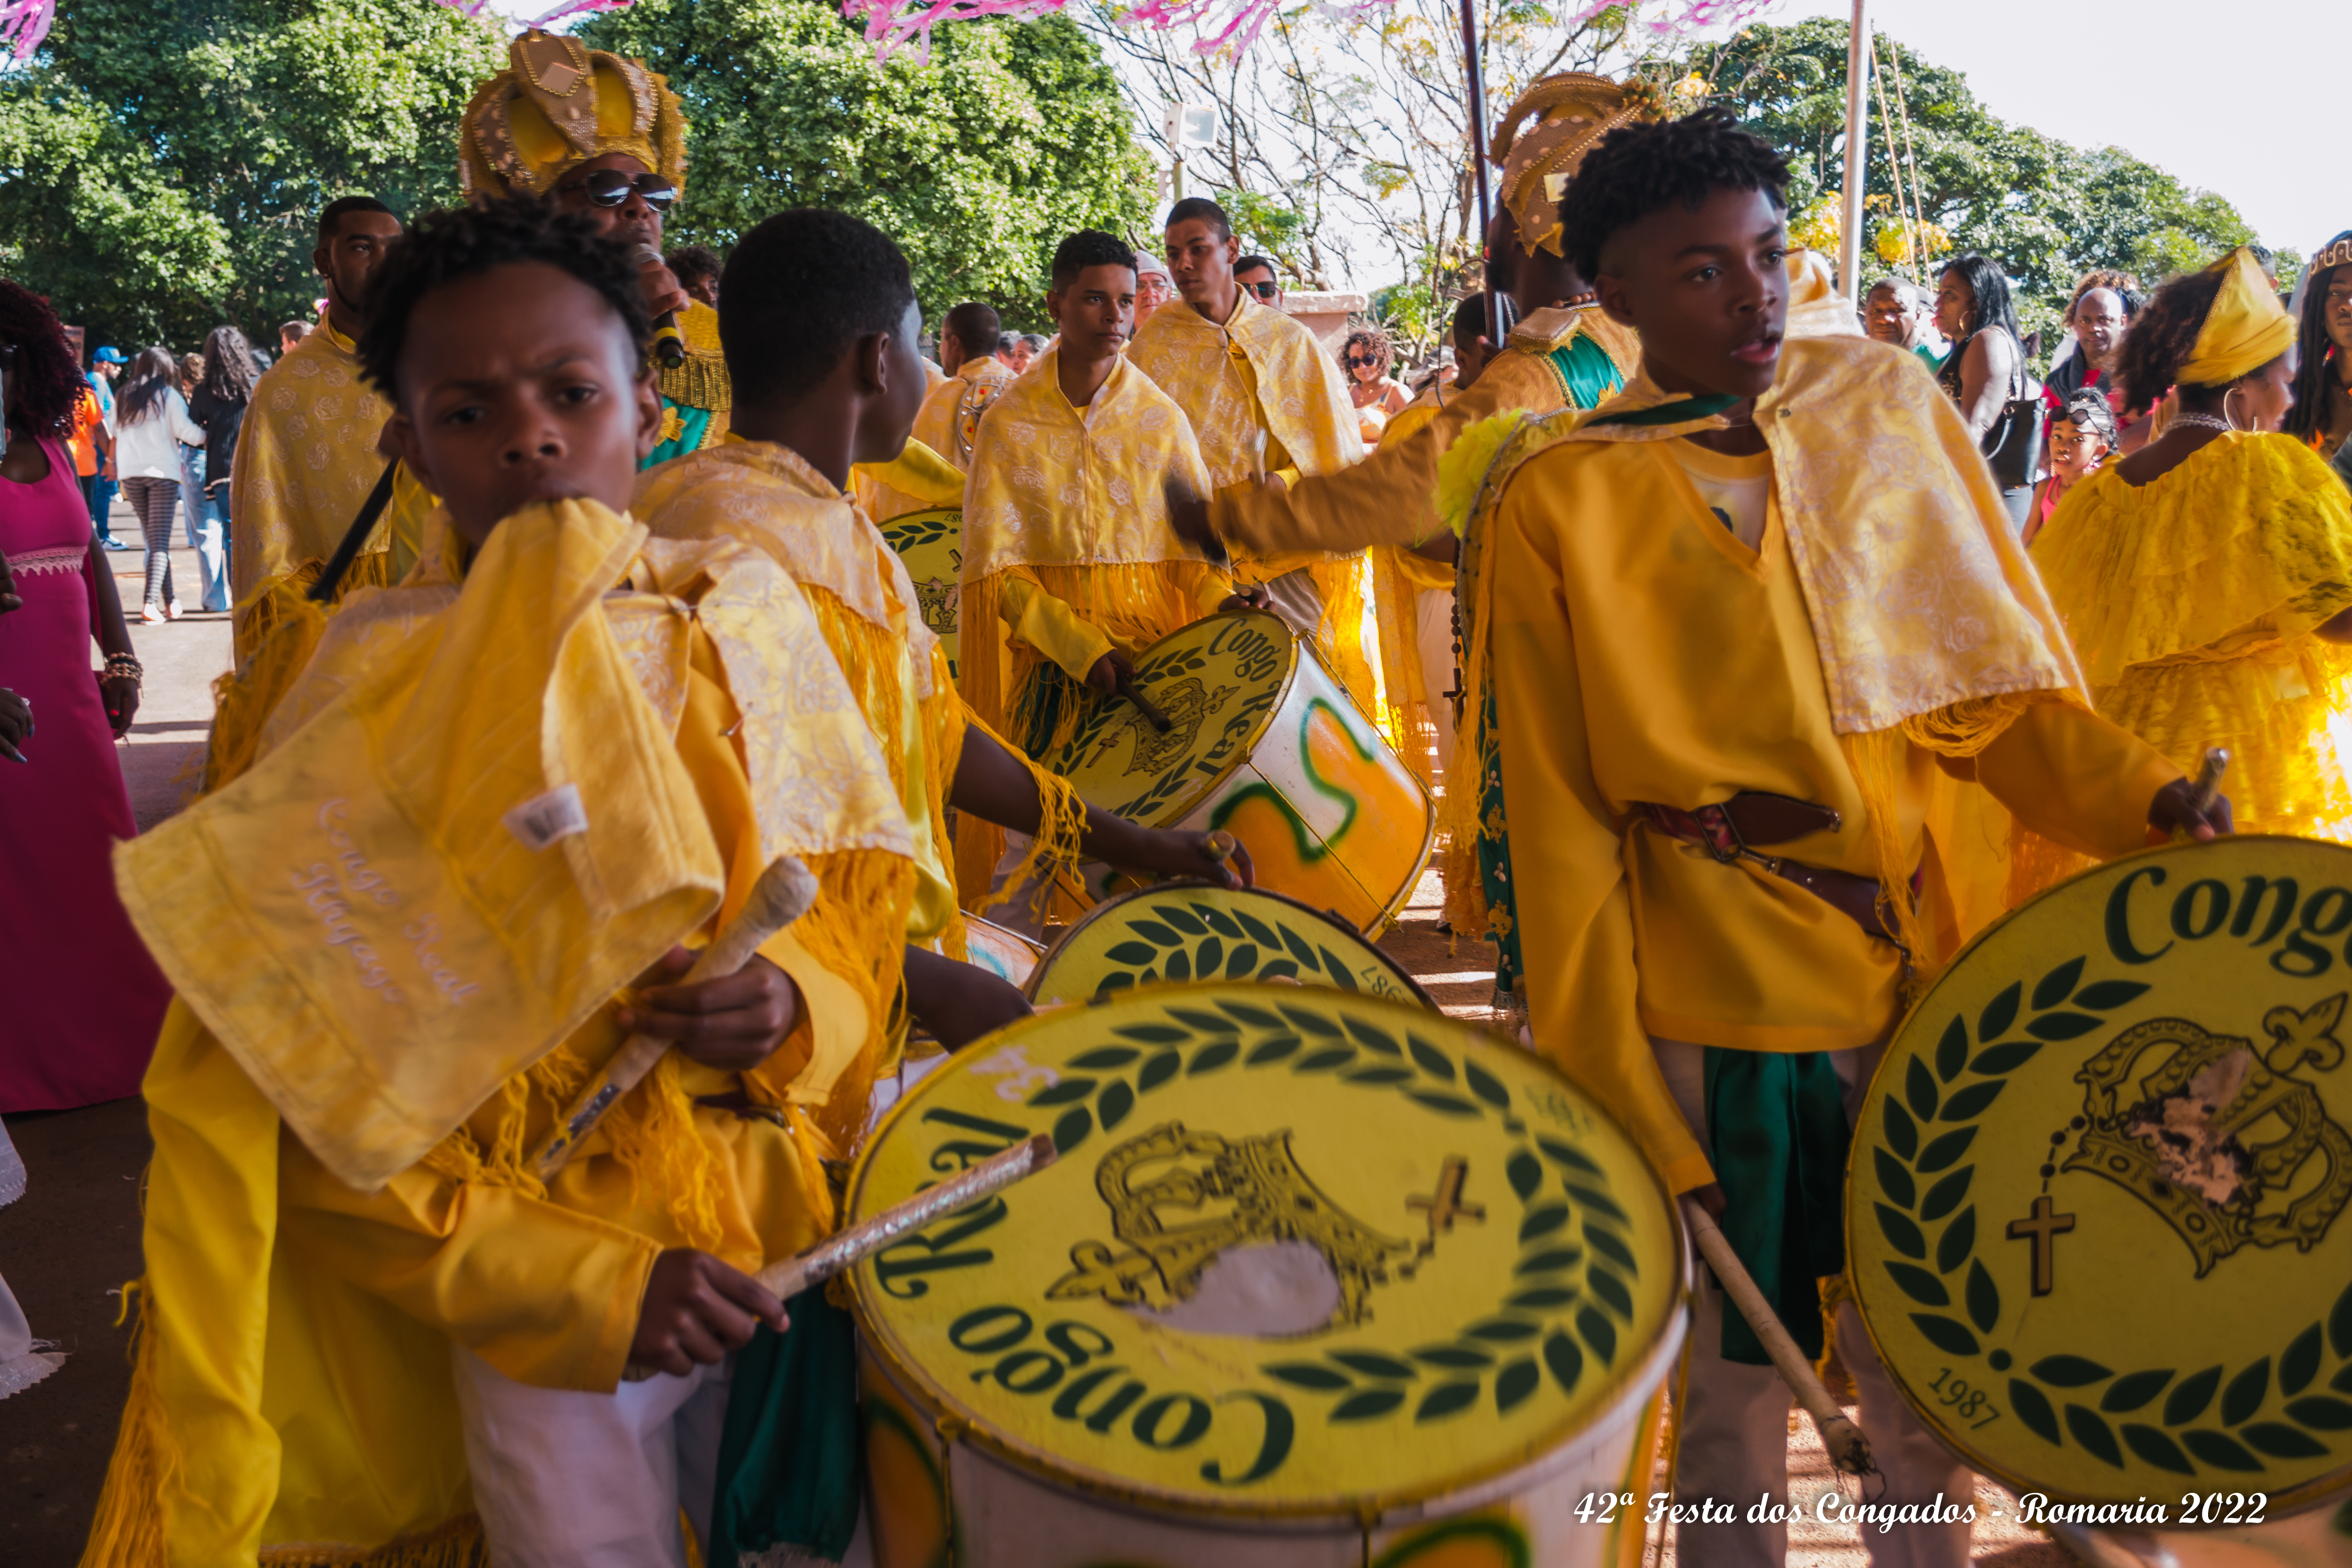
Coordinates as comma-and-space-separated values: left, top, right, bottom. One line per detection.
1408, 1157, 1485, 1254
2005, 1194, 2076, 1296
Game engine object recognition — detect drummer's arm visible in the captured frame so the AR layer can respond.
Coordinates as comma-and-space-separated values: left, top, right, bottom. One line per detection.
1488, 477, 1714, 1196
1946, 698, 2222, 854
948, 722, 1251, 893
998, 574, 1112, 681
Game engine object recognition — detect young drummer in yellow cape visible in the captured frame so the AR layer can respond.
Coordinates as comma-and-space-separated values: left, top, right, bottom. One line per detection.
913, 300, 1018, 469
229, 195, 439, 660
1123, 197, 1378, 706
637, 210, 1248, 1050
2017, 247, 2352, 900
83, 199, 911, 1568
958, 229, 1242, 910
1480, 112, 2228, 1568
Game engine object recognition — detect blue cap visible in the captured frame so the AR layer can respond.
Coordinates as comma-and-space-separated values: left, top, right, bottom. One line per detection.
92, 346, 128, 364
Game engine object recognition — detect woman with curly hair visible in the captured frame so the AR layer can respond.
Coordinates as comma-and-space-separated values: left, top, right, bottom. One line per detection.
1337, 324, 1407, 445
0, 278, 170, 1109
2018, 248, 2352, 896
2284, 231, 2352, 461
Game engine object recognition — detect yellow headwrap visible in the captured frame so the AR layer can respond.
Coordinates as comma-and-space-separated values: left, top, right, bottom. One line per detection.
1489, 72, 1662, 257
2178, 246, 2293, 387
458, 29, 687, 200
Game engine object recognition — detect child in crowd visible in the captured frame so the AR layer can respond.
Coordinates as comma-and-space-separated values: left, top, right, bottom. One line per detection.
85, 195, 910, 1568
2026, 388, 2118, 546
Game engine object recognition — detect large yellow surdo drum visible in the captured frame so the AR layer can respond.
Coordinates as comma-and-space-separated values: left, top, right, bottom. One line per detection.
849, 985, 1685, 1567
1052, 610, 1435, 937
1850, 839, 2352, 1557
1023, 883, 1428, 1010
880, 507, 964, 678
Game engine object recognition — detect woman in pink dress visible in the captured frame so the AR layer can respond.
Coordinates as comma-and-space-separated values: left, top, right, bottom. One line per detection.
0, 280, 170, 1109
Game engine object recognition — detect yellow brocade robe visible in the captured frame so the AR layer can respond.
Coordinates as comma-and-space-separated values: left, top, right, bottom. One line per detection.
638, 435, 1088, 950
85, 504, 913, 1567
229, 319, 437, 660
1483, 339, 2182, 1192
955, 349, 1229, 894
1123, 291, 1376, 708
912, 355, 1019, 471
2016, 432, 2352, 898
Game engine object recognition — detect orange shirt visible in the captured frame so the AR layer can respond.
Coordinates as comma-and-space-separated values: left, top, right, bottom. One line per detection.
66, 384, 102, 478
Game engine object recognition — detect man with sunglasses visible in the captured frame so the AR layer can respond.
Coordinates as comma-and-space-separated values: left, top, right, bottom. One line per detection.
227, 193, 441, 656
1234, 255, 1284, 312
459, 30, 725, 470
1125, 197, 1375, 710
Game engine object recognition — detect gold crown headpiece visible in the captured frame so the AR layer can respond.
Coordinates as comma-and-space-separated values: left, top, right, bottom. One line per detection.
458, 30, 687, 202
1489, 72, 1663, 258
2313, 233, 2352, 274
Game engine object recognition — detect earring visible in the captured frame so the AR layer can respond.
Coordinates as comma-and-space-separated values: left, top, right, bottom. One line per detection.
2223, 384, 2244, 434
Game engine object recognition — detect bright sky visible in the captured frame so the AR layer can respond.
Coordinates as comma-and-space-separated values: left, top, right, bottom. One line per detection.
1729, 0, 2345, 258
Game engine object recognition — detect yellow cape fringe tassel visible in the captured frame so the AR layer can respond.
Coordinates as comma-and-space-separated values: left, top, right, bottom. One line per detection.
202, 598, 331, 795
232, 552, 396, 664
953, 708, 1088, 919
800, 586, 913, 803
258, 1515, 488, 1567
1838, 727, 1939, 985
78, 1278, 177, 1568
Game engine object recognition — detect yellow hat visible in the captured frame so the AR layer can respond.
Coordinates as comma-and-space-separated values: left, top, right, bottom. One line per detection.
458, 30, 687, 201
1488, 72, 1661, 258
2178, 246, 2292, 387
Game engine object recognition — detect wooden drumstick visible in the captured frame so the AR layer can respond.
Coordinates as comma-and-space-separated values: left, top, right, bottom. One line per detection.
1679, 1197, 1877, 1478
2190, 747, 2229, 813
1117, 672, 1174, 734
531, 856, 820, 1182
621, 1135, 1058, 1380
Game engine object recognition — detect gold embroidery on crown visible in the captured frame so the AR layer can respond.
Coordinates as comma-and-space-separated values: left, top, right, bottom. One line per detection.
2065, 995, 2350, 1277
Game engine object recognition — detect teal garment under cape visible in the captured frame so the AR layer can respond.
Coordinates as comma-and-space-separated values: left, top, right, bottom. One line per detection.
706, 1287, 862, 1564
644, 397, 718, 470
1468, 333, 1629, 1009
1702, 1047, 1851, 1365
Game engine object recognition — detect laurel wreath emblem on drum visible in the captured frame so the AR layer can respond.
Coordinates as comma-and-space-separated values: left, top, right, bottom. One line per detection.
1085, 896, 1390, 998
1874, 954, 2352, 1478
1023, 997, 1638, 1427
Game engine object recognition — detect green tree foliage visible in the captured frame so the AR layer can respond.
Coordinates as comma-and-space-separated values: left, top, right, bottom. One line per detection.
1664, 19, 2260, 337
0, 0, 500, 348
579, 0, 1152, 332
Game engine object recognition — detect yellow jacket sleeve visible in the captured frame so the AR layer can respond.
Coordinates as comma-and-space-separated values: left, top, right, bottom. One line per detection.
849, 437, 965, 510
277, 1138, 660, 1391
1000, 573, 1115, 682
1489, 488, 1713, 1194
1974, 698, 2182, 859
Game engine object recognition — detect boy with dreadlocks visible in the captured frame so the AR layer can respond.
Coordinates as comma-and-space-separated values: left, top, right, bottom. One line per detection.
1478, 110, 2222, 1565
85, 197, 911, 1568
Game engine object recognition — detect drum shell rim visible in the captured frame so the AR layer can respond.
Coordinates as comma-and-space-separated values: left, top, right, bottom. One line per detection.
846, 982, 1692, 1523
1019, 878, 1434, 1008
1845, 834, 2352, 1520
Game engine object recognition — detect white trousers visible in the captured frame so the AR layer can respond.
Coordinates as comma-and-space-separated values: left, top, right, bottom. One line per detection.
452, 1343, 731, 1568
1413, 586, 1456, 786
1654, 1040, 1974, 1568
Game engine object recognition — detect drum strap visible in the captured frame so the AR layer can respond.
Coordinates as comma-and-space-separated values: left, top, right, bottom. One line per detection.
1640, 793, 1903, 952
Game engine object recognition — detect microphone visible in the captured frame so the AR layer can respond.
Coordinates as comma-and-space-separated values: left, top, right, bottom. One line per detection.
638, 243, 687, 369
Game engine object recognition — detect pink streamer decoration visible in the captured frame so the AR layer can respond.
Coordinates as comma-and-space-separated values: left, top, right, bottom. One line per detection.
0, 0, 56, 61
1562, 0, 1779, 35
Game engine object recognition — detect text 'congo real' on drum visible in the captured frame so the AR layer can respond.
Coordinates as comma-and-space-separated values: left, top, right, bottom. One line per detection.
1050, 609, 1434, 937
847, 985, 1686, 1567
1850, 837, 2352, 1527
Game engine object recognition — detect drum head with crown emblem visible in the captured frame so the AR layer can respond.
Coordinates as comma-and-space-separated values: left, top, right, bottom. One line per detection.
877, 507, 963, 674
1052, 609, 1295, 828
848, 985, 1681, 1518
1850, 838, 2352, 1512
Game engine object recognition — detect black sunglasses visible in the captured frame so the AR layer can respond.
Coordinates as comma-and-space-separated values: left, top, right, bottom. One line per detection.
1343, 353, 1380, 368
558, 168, 678, 213
1243, 280, 1281, 299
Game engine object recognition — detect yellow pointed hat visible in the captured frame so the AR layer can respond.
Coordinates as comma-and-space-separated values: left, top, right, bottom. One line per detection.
1489, 72, 1662, 257
2178, 246, 2293, 387
458, 29, 687, 200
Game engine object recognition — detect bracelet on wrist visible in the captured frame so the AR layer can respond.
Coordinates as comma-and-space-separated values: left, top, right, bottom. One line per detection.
103, 652, 143, 685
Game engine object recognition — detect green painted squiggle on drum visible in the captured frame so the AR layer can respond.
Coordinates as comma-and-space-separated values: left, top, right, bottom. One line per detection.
1205, 697, 1371, 861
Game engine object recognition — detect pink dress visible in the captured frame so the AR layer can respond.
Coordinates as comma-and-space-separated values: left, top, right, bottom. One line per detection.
0, 435, 170, 1109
